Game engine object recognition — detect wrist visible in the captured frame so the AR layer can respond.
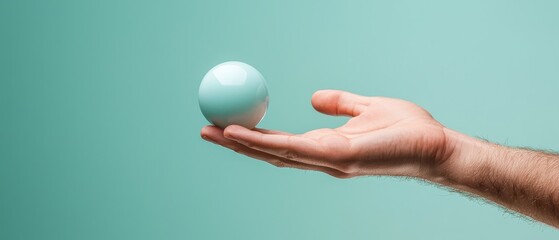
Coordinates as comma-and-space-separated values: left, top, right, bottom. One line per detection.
427, 128, 495, 190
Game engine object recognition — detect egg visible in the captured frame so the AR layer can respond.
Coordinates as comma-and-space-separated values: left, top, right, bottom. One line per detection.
198, 61, 269, 129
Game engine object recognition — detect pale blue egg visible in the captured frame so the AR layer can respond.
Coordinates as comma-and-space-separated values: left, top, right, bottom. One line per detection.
198, 61, 269, 129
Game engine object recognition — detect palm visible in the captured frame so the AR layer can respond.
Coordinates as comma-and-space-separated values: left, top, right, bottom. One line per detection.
201, 90, 449, 178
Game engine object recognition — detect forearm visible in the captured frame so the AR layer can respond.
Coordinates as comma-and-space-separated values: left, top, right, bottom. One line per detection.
432, 129, 559, 228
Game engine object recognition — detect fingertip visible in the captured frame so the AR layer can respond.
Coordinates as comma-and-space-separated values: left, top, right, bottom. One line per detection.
200, 131, 213, 143
201, 125, 223, 139
201, 125, 214, 133
312, 89, 326, 98
311, 89, 340, 114
311, 89, 336, 102
200, 133, 208, 140
200, 126, 210, 139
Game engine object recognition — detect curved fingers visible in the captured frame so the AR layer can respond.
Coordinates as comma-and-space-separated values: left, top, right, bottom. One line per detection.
201, 126, 348, 178
223, 125, 338, 169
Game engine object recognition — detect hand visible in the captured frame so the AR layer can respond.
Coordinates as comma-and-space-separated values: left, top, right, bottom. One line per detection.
201, 90, 559, 227
201, 90, 453, 179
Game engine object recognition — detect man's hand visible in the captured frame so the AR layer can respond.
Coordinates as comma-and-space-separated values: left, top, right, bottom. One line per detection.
201, 90, 452, 179
200, 90, 559, 228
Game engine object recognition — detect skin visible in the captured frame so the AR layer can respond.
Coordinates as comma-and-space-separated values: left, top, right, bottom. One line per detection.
200, 90, 559, 228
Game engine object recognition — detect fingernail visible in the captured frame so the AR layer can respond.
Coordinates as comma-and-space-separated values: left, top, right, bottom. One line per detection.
201, 135, 214, 143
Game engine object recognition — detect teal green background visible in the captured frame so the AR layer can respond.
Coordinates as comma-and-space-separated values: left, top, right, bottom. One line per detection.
2, 0, 558, 239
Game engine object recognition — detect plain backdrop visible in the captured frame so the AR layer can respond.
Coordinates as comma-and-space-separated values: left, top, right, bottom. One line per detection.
2, 0, 558, 239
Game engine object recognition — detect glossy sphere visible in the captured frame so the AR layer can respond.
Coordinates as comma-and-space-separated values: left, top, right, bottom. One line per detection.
198, 61, 269, 129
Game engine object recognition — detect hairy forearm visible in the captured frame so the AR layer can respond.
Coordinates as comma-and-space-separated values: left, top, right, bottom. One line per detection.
432, 129, 559, 228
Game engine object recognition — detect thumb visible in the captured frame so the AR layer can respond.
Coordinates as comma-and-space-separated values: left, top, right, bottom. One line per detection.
311, 90, 370, 117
